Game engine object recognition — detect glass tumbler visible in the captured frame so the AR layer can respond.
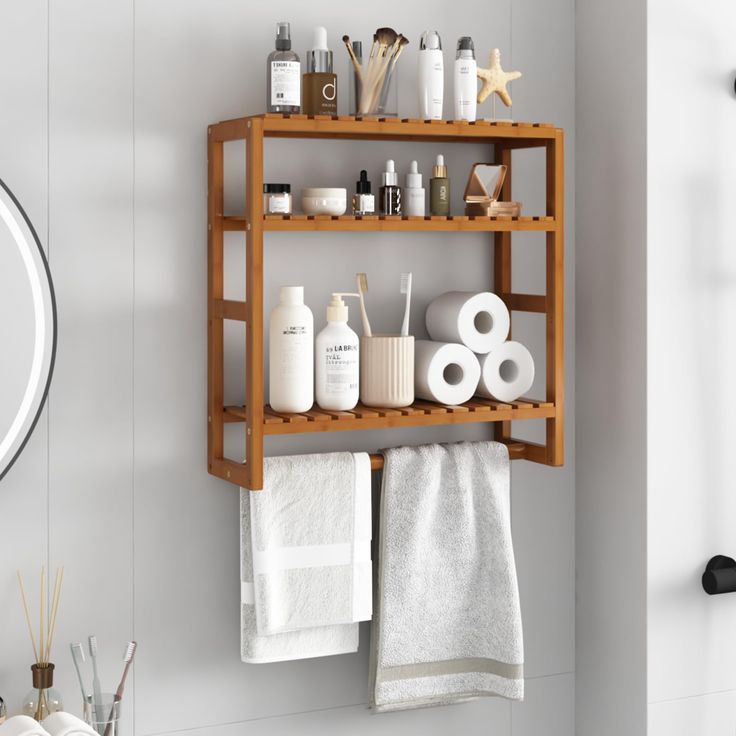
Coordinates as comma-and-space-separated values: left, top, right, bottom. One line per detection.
84, 693, 121, 736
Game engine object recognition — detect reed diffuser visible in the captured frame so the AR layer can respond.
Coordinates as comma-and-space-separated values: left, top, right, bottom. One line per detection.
17, 567, 65, 720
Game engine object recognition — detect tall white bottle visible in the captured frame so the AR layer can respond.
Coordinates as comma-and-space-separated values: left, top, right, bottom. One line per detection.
418, 30, 444, 120
315, 293, 360, 411
454, 36, 477, 121
269, 286, 314, 413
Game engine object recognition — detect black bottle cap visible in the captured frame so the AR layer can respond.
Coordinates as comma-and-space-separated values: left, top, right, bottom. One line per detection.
263, 183, 291, 193
356, 170, 371, 194
457, 36, 474, 51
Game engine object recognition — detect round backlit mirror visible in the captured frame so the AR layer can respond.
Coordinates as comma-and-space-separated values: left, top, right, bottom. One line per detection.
0, 177, 57, 482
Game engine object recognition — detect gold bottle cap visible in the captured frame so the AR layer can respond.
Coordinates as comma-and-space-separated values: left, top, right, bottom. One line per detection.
432, 154, 447, 178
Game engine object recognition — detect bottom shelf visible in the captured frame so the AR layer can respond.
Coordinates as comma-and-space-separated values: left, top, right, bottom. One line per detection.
223, 396, 555, 435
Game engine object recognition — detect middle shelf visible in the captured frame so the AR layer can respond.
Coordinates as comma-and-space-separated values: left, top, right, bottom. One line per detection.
222, 214, 557, 232
223, 396, 555, 435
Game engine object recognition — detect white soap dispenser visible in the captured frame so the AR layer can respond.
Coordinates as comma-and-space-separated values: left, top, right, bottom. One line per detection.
269, 286, 314, 413
316, 292, 360, 411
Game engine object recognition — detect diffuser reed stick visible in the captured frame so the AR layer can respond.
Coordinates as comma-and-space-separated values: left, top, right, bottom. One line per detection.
17, 566, 65, 720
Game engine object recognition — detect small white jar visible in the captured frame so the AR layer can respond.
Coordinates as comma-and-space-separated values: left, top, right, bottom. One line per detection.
301, 187, 347, 216
263, 183, 292, 214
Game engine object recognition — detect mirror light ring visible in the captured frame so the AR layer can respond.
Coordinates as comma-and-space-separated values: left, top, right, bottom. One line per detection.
0, 177, 57, 483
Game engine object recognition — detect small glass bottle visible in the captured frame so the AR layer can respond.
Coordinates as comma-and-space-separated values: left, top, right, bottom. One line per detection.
379, 159, 401, 215
263, 183, 292, 214
22, 663, 63, 721
352, 170, 375, 215
267, 22, 300, 114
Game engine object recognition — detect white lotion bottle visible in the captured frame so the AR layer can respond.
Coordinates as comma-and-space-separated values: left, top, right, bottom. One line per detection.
418, 30, 444, 120
269, 286, 314, 413
454, 36, 477, 121
404, 160, 425, 216
316, 293, 360, 411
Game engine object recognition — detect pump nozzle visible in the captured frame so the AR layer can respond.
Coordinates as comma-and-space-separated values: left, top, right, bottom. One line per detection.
327, 292, 360, 322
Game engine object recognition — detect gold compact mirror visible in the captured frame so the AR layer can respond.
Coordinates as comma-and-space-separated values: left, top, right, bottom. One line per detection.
463, 163, 507, 202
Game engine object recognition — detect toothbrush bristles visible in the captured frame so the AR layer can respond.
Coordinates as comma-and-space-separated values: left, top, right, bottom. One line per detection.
400, 272, 412, 293
88, 635, 97, 655
123, 641, 137, 662
72, 641, 86, 662
357, 272, 368, 292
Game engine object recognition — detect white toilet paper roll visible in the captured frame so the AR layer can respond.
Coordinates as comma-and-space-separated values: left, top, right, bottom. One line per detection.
414, 340, 481, 405
476, 341, 535, 402
425, 291, 510, 354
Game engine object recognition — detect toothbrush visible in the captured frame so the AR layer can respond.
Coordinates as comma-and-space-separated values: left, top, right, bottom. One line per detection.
400, 272, 412, 336
88, 635, 104, 730
70, 642, 90, 701
103, 641, 137, 736
356, 272, 372, 337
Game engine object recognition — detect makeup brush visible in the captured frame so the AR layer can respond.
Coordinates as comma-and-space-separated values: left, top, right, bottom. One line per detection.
342, 35, 363, 80
356, 273, 372, 337
379, 35, 409, 111
103, 642, 137, 736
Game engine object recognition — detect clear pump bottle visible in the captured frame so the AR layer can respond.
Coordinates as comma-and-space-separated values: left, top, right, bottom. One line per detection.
267, 22, 301, 114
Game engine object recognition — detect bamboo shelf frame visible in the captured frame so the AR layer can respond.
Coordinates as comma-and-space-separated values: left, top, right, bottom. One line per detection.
208, 113, 565, 490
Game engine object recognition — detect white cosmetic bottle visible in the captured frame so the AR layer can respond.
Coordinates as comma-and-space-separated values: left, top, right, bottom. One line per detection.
315, 293, 360, 411
269, 286, 314, 413
418, 30, 444, 120
404, 160, 425, 216
454, 36, 477, 121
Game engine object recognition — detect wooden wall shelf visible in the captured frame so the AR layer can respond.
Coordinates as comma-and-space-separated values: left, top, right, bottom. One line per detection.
208, 114, 565, 490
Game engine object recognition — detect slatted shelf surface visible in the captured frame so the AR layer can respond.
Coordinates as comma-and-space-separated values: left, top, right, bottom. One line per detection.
223, 397, 554, 435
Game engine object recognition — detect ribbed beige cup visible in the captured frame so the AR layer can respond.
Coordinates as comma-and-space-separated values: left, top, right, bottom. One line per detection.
360, 335, 414, 408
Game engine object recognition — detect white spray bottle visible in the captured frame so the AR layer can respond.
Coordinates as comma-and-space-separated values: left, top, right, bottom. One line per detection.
315, 293, 360, 411
418, 30, 444, 120
454, 36, 477, 121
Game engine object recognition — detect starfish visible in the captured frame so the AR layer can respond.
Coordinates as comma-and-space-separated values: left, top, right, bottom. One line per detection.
477, 48, 522, 107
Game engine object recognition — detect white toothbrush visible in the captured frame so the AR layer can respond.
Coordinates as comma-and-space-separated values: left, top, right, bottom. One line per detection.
70, 641, 90, 701
88, 635, 104, 729
356, 272, 372, 337
400, 272, 412, 336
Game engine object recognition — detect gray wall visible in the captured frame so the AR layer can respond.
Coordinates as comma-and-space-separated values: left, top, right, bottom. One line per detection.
0, 1, 574, 734
575, 0, 648, 733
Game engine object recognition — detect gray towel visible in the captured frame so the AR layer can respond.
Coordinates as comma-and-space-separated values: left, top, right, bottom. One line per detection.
241, 493, 359, 663
369, 441, 523, 711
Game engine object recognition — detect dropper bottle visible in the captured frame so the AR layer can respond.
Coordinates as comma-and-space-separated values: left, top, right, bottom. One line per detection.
430, 154, 450, 216
379, 159, 402, 215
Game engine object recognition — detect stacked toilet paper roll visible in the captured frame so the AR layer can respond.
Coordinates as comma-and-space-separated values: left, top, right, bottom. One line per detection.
419, 291, 535, 404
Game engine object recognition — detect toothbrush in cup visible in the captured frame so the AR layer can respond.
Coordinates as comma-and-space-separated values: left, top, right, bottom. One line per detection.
400, 272, 412, 336
70, 642, 90, 702
356, 273, 372, 337
88, 635, 104, 730
103, 641, 137, 736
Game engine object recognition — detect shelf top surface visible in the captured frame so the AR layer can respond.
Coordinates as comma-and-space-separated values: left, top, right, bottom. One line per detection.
209, 113, 563, 143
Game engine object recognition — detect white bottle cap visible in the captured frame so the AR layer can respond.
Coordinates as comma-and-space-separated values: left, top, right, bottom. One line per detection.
280, 286, 304, 305
313, 26, 328, 50
405, 160, 422, 189
327, 292, 359, 322
382, 159, 398, 187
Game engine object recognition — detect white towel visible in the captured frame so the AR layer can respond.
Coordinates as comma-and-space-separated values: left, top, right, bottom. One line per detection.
241, 494, 359, 663
0, 714, 96, 736
248, 452, 372, 634
370, 441, 523, 711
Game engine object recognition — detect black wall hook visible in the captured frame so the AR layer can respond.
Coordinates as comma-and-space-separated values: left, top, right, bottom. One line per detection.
702, 555, 736, 595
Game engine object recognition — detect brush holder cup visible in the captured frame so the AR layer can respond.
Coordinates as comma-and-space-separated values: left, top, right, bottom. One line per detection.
360, 335, 414, 408
358, 68, 398, 117
84, 693, 121, 736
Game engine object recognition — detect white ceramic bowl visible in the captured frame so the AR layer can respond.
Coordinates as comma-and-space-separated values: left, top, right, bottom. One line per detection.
301, 187, 347, 216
